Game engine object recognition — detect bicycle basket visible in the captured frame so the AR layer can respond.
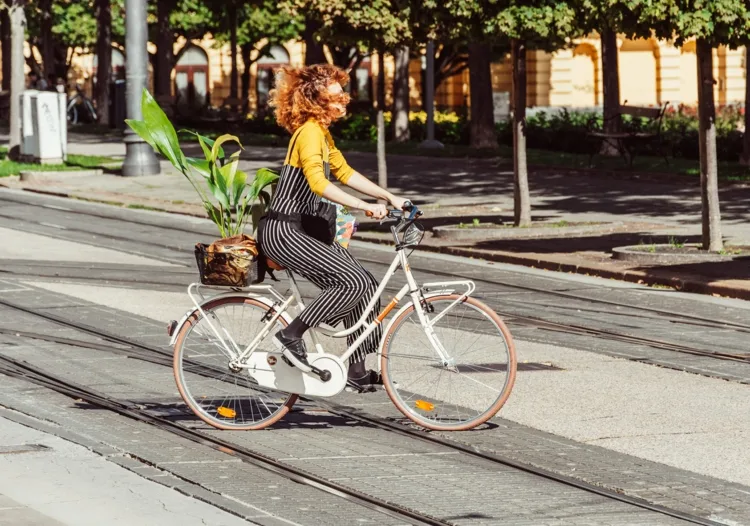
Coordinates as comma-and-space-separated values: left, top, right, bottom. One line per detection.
195, 243, 258, 287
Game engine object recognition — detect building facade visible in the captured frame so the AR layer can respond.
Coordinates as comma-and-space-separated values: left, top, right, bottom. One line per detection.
56, 34, 750, 118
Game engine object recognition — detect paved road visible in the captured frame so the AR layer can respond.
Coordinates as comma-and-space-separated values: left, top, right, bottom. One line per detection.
1, 189, 749, 525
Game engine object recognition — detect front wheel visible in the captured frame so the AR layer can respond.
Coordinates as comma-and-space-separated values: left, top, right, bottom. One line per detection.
381, 294, 516, 431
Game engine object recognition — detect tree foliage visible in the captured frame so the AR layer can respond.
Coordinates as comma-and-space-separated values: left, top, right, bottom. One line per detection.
282, 0, 414, 50
25, 0, 125, 75
640, 0, 750, 46
213, 0, 303, 53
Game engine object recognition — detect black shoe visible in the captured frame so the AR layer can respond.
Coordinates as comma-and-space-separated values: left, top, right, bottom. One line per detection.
274, 332, 310, 370
345, 370, 382, 393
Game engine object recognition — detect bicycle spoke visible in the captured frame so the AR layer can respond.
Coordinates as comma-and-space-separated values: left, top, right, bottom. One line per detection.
383, 296, 516, 430
175, 298, 296, 430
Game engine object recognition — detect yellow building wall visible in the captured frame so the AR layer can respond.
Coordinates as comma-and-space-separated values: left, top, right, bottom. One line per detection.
26, 35, 746, 119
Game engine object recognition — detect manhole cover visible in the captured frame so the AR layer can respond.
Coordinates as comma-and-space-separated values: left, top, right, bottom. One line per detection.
0, 444, 51, 455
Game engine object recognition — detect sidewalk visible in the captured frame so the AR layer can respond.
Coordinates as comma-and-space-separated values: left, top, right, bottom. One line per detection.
3, 132, 749, 299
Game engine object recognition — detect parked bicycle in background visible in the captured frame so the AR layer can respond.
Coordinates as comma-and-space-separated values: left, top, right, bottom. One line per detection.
67, 82, 97, 124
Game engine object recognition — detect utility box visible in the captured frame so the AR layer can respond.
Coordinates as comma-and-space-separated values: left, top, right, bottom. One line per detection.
21, 90, 67, 164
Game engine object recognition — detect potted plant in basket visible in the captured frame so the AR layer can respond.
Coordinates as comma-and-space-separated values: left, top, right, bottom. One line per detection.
126, 89, 279, 286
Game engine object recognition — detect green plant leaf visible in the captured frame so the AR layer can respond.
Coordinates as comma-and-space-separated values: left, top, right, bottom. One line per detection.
206, 170, 230, 211
139, 89, 185, 172
211, 134, 242, 163
125, 119, 157, 150
185, 157, 211, 179
195, 134, 214, 163
219, 158, 241, 205
180, 130, 226, 159
204, 203, 226, 238
232, 168, 249, 206
248, 168, 279, 200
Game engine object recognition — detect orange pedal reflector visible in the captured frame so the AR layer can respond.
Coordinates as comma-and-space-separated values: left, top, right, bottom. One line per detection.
415, 400, 435, 411
217, 406, 236, 418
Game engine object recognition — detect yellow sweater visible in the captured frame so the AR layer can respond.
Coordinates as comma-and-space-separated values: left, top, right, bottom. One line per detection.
287, 120, 355, 196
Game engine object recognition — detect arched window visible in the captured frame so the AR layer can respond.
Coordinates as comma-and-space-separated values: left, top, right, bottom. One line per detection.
571, 43, 599, 106
175, 45, 209, 107
256, 45, 290, 112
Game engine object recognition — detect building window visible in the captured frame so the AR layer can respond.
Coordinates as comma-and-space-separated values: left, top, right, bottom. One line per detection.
256, 45, 290, 114
351, 59, 372, 103
175, 45, 209, 108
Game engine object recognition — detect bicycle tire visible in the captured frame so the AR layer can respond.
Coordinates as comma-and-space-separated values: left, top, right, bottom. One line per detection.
173, 295, 297, 430
381, 294, 517, 431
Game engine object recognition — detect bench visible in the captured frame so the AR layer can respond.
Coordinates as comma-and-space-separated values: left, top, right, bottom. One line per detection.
586, 101, 669, 167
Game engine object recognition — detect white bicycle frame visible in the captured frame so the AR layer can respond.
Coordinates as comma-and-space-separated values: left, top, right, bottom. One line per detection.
179, 225, 476, 373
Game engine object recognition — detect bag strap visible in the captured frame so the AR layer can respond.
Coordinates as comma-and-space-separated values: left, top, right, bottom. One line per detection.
284, 126, 304, 165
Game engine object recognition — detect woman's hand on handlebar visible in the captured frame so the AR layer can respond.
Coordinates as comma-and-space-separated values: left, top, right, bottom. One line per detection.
363, 203, 388, 219
388, 195, 410, 211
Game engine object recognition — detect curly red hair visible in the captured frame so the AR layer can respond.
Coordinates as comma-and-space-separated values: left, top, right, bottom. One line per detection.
269, 64, 351, 133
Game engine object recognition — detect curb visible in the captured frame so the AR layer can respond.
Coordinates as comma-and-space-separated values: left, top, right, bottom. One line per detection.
3, 183, 747, 302
20, 169, 104, 182
356, 233, 750, 301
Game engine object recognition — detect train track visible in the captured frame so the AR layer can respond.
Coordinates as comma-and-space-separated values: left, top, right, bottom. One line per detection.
3, 191, 749, 330
0, 297, 731, 526
2, 258, 748, 370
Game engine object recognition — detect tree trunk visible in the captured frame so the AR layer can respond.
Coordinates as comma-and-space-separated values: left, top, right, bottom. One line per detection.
468, 41, 497, 149
511, 39, 531, 227
696, 39, 723, 252
155, 0, 174, 98
741, 46, 750, 166
95, 0, 111, 126
228, 2, 238, 103
1, 8, 10, 92
600, 27, 621, 156
38, 0, 54, 79
392, 45, 410, 142
377, 49, 387, 193
303, 16, 326, 65
9, 1, 25, 160
240, 43, 251, 114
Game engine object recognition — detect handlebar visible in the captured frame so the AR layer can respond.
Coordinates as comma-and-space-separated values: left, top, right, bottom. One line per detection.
365, 200, 421, 220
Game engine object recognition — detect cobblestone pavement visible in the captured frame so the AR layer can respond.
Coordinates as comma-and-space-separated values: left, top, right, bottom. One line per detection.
1, 191, 749, 525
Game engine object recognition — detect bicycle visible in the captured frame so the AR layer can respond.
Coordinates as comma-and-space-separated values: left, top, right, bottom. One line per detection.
169, 203, 517, 431
67, 84, 97, 124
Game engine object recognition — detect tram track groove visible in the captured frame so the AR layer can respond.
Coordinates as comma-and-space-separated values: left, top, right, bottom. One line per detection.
0, 298, 732, 526
0, 353, 449, 526
3, 192, 750, 333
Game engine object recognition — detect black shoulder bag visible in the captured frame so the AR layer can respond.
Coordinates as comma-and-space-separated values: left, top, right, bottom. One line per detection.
302, 137, 337, 246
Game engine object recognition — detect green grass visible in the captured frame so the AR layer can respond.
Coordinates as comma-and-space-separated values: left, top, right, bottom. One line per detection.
0, 147, 120, 177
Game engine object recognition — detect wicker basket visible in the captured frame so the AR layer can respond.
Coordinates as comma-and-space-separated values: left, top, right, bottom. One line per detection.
194, 243, 258, 287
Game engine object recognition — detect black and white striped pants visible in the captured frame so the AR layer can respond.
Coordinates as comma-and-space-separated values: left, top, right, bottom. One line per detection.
259, 218, 382, 365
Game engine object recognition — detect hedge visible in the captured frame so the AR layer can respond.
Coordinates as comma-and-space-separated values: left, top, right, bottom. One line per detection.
239, 104, 746, 162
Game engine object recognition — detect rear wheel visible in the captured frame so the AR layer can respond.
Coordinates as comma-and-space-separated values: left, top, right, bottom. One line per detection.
381, 294, 516, 431
173, 296, 297, 430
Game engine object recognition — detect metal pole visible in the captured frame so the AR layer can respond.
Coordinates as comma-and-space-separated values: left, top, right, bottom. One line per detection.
419, 40, 443, 149
8, 0, 26, 160
122, 0, 160, 176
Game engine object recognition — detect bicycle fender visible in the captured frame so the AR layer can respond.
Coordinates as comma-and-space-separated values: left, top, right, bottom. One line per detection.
169, 293, 291, 346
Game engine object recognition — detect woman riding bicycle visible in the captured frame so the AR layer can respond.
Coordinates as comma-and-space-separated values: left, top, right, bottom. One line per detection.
259, 64, 408, 389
